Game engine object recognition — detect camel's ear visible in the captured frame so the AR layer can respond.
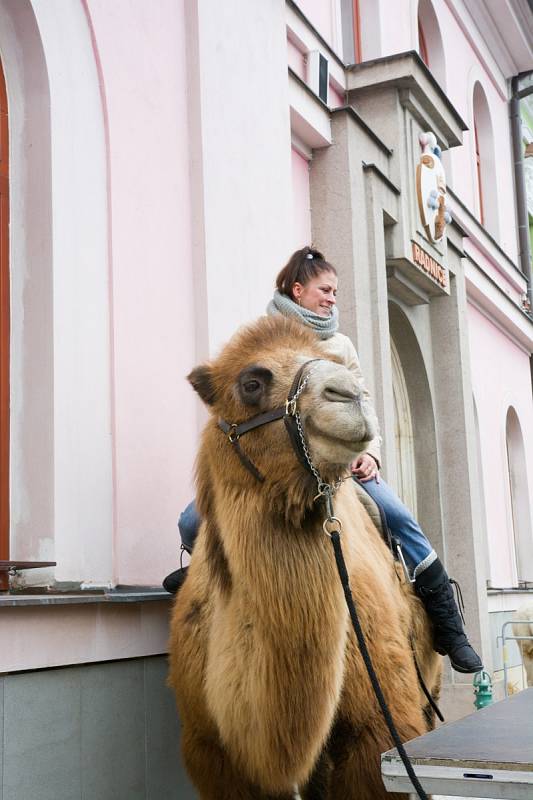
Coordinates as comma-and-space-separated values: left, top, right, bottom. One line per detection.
188, 364, 217, 406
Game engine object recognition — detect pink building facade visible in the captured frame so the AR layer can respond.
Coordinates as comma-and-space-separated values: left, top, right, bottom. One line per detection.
0, 0, 532, 795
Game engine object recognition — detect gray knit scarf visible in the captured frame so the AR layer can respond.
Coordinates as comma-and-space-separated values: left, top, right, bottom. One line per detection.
266, 289, 339, 339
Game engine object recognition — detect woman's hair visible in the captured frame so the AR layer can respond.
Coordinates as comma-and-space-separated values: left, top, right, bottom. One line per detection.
276, 246, 337, 299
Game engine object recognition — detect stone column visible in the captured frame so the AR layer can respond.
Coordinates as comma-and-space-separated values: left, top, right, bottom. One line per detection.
430, 232, 492, 716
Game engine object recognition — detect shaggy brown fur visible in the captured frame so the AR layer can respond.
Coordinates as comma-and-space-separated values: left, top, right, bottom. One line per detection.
168, 315, 441, 799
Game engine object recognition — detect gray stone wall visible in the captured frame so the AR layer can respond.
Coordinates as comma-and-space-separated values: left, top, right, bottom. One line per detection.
0, 657, 197, 800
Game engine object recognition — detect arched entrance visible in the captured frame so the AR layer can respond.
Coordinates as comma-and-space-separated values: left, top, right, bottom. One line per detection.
390, 337, 417, 515
506, 406, 533, 585
0, 0, 112, 586
0, 56, 8, 589
388, 301, 443, 554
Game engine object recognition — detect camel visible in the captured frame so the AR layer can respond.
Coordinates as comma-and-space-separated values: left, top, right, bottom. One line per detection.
168, 315, 441, 799
513, 601, 533, 687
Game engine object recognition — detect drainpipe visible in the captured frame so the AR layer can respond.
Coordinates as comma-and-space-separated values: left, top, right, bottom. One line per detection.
510, 72, 533, 313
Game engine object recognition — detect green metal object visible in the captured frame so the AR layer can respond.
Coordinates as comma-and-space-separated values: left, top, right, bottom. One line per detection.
473, 670, 493, 710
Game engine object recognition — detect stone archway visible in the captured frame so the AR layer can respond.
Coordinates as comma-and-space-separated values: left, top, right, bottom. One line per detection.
390, 336, 417, 516
0, 0, 112, 586
388, 300, 443, 556
506, 406, 533, 585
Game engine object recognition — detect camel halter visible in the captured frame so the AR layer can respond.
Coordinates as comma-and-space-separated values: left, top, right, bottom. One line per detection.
218, 358, 329, 485
218, 358, 431, 800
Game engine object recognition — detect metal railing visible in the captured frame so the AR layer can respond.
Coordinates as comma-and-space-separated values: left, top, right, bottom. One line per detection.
496, 620, 533, 697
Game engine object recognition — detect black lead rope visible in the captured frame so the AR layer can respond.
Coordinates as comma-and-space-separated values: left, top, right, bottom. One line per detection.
355, 479, 445, 724
409, 634, 445, 723
329, 530, 429, 800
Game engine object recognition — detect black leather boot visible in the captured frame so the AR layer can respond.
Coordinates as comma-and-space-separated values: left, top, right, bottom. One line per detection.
162, 566, 189, 594
415, 558, 483, 674
163, 544, 190, 595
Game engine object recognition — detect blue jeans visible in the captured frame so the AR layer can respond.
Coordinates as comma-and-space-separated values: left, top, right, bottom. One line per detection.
178, 500, 201, 553
178, 479, 435, 577
356, 477, 435, 576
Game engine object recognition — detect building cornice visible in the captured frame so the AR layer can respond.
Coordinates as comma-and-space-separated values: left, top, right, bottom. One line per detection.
465, 270, 533, 354
461, 0, 533, 78
346, 51, 468, 149
447, 186, 528, 291
332, 106, 393, 157
362, 161, 400, 194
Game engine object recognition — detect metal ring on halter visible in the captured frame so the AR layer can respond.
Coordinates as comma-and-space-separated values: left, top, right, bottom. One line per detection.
323, 517, 342, 537
227, 424, 239, 443
315, 482, 331, 498
285, 398, 297, 416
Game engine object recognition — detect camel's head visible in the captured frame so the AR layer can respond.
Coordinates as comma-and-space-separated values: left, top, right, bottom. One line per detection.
188, 316, 377, 494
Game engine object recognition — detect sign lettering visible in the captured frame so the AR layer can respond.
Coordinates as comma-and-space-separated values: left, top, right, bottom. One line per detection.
411, 242, 448, 290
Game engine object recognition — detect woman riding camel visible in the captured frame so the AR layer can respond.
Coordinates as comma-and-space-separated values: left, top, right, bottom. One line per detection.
166, 245, 482, 675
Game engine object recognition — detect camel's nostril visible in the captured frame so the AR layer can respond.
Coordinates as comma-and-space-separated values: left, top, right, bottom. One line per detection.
323, 387, 359, 404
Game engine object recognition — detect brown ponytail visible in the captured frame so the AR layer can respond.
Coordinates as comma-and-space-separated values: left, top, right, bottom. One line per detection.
275, 246, 336, 300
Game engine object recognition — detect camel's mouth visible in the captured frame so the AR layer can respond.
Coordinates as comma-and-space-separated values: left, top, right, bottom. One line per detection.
305, 417, 374, 450
323, 387, 359, 404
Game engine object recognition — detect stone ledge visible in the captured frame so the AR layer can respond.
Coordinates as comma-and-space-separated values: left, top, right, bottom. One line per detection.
0, 587, 172, 607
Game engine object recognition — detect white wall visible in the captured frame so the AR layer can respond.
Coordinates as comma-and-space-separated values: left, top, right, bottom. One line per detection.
188, 0, 294, 356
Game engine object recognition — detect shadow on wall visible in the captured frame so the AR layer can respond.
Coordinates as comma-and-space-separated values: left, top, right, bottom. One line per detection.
1, 656, 197, 800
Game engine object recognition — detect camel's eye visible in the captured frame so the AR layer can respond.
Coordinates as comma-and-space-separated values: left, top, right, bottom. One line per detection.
237, 366, 273, 406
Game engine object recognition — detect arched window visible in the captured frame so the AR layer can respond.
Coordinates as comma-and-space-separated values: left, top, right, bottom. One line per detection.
474, 120, 484, 225
340, 0, 362, 63
473, 82, 499, 237
0, 56, 9, 590
506, 407, 533, 586
391, 337, 417, 515
417, 0, 446, 90
0, 0, 112, 588
472, 396, 491, 586
418, 18, 429, 67
353, 0, 362, 63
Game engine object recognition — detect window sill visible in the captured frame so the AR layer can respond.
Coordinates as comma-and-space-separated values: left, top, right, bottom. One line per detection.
487, 586, 533, 594
0, 587, 172, 607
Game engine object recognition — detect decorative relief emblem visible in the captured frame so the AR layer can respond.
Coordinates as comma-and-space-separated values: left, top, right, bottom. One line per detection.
416, 132, 451, 243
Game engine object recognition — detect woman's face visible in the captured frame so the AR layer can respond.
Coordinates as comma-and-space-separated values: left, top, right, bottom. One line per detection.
292, 270, 338, 317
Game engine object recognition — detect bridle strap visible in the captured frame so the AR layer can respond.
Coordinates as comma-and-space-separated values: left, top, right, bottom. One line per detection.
283, 414, 311, 472
218, 408, 287, 482
218, 407, 286, 440
225, 435, 266, 482
217, 359, 322, 482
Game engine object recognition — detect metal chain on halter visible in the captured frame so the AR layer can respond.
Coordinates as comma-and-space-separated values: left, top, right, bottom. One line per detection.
290, 366, 429, 800
290, 364, 344, 533
285, 363, 320, 416
295, 408, 343, 528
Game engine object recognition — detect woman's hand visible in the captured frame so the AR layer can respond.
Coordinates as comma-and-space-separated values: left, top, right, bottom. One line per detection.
351, 453, 380, 483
